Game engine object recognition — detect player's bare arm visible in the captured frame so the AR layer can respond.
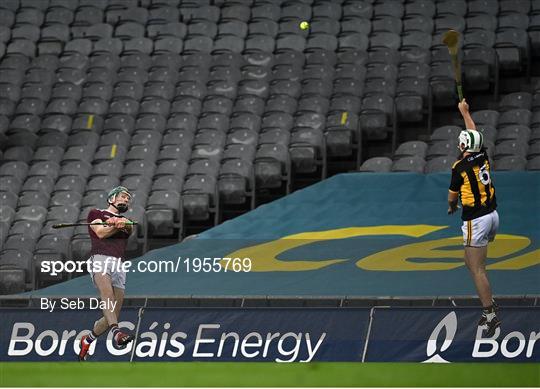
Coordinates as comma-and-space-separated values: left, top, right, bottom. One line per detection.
90, 218, 122, 239
458, 99, 476, 130
447, 191, 459, 215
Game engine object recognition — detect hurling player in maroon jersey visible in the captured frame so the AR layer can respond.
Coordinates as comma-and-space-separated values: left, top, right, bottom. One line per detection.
78, 186, 135, 361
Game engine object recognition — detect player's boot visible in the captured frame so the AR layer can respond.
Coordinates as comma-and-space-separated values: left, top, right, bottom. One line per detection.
115, 331, 134, 348
78, 335, 91, 361
478, 301, 499, 326
484, 316, 501, 337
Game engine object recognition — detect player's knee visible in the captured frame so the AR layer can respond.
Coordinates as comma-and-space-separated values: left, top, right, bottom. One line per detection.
99, 290, 115, 301
470, 265, 487, 276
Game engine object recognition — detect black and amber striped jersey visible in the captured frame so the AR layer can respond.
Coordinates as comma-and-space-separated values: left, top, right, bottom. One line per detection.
449, 149, 497, 221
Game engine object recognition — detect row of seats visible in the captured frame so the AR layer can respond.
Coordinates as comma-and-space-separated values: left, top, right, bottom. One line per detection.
1, 0, 539, 20
1, 69, 539, 252
360, 91, 540, 173
360, 140, 540, 174
0, 16, 536, 74
1, 0, 538, 82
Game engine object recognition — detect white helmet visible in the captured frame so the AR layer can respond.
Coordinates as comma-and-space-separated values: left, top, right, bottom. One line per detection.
458, 130, 483, 153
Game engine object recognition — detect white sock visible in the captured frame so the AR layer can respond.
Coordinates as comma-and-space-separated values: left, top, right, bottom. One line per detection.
83, 331, 96, 345
483, 306, 496, 322
485, 311, 496, 321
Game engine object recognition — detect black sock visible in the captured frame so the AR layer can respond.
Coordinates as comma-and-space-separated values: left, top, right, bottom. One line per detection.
483, 305, 495, 314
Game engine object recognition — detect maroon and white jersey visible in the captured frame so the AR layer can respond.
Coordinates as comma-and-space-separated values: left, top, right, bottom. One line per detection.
87, 209, 131, 259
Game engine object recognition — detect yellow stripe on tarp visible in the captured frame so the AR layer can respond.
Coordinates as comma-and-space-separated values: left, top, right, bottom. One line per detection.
341, 111, 348, 125
87, 114, 94, 129
110, 144, 117, 158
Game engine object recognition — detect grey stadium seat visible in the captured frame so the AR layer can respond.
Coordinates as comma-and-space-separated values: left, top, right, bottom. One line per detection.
473, 125, 497, 145
430, 63, 458, 107
254, 143, 290, 190
3, 146, 33, 164
182, 174, 218, 222
62, 145, 96, 163
0, 161, 28, 181
86, 175, 120, 192
9, 220, 42, 241
59, 161, 92, 180
82, 191, 108, 209
28, 160, 61, 178
496, 125, 531, 143
0, 249, 33, 292
91, 160, 124, 178
338, 32, 369, 51
17, 191, 49, 209
359, 157, 393, 173
0, 191, 18, 210
0, 267, 26, 294
49, 191, 82, 208
498, 109, 531, 127
394, 141, 428, 159
391, 156, 426, 173
151, 175, 183, 192
360, 93, 396, 147
155, 159, 188, 177
471, 110, 500, 127
395, 86, 428, 123
121, 175, 152, 196
289, 127, 325, 174
218, 159, 254, 205
47, 205, 80, 224
499, 92, 533, 111
526, 156, 540, 170
494, 156, 527, 171
495, 28, 529, 72
336, 65, 366, 85
147, 22, 187, 39
425, 156, 454, 173
21, 175, 55, 194
426, 140, 459, 160
0, 205, 16, 228
67, 131, 100, 149
343, 1, 373, 19
527, 142, 540, 158
494, 140, 529, 159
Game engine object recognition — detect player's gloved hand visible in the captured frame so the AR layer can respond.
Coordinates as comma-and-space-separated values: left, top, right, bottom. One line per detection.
447, 203, 458, 215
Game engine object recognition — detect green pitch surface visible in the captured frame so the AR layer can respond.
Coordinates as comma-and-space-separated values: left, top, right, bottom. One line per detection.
1, 362, 539, 387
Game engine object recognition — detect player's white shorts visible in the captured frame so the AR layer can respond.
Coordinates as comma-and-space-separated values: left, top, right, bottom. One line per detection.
462, 210, 499, 247
88, 254, 126, 289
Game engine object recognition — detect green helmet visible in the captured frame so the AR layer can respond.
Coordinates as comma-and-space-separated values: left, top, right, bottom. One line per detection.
107, 186, 132, 202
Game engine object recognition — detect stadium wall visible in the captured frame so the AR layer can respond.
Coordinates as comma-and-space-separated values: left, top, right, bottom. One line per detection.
26, 171, 540, 299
